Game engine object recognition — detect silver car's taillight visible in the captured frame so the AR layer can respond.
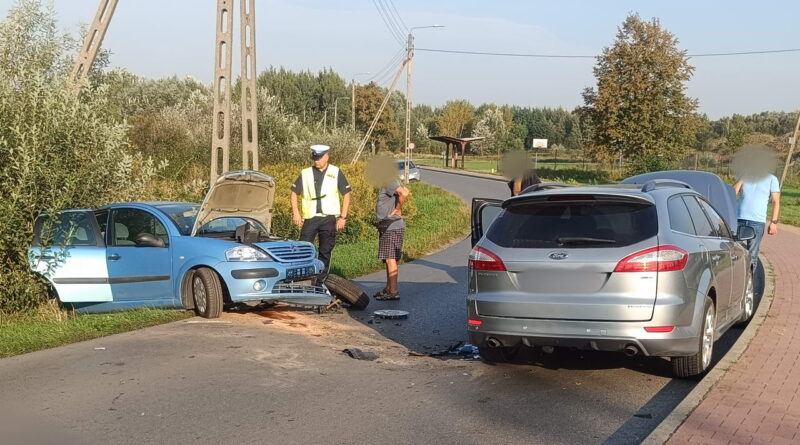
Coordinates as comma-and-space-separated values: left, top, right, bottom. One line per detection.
468, 246, 507, 271
614, 245, 688, 272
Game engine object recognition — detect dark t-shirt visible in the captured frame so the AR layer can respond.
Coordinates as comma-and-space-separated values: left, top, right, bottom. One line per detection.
291, 166, 351, 215
376, 182, 405, 230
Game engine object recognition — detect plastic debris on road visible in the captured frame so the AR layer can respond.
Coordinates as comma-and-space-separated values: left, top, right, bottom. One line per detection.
373, 309, 409, 319
342, 348, 379, 361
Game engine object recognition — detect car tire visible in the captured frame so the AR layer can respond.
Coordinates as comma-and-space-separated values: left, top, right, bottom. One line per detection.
324, 273, 369, 310
672, 296, 715, 378
192, 267, 223, 319
735, 271, 755, 326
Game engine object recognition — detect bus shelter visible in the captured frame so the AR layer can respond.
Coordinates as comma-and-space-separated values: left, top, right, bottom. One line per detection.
429, 136, 485, 169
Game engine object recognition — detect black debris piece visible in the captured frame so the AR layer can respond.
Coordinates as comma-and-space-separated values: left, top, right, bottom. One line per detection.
342, 348, 379, 361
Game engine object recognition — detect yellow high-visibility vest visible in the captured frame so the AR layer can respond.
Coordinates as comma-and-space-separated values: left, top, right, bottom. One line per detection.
300, 165, 342, 219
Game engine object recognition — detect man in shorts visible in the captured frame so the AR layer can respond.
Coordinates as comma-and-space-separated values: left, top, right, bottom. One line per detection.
373, 180, 410, 300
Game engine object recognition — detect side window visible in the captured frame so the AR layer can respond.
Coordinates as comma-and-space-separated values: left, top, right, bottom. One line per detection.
682, 196, 715, 237
698, 198, 732, 239
667, 196, 696, 235
32, 212, 97, 247
95, 210, 108, 243
112, 208, 169, 247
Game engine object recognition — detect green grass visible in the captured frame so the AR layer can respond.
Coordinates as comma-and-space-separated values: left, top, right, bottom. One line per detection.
778, 182, 800, 227
330, 181, 469, 278
0, 307, 191, 358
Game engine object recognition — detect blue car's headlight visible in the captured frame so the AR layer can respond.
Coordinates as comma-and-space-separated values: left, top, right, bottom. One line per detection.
225, 246, 270, 262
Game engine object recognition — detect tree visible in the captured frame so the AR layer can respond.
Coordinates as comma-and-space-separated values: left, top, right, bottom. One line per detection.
582, 14, 699, 173
436, 100, 475, 138
353, 82, 399, 152
473, 106, 508, 155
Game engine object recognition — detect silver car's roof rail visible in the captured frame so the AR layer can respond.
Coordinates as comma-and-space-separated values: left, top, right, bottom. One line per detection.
640, 179, 692, 193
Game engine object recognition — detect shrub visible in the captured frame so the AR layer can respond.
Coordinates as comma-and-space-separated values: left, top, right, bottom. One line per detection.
0, 2, 161, 312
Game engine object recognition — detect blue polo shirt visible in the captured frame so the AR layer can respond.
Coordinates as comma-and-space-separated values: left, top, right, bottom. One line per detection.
737, 174, 780, 223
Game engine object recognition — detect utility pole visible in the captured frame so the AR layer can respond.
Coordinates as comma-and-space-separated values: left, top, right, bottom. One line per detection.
403, 32, 413, 183
239, 0, 259, 171
779, 111, 800, 188
350, 61, 407, 164
211, 0, 233, 183
70, 0, 118, 93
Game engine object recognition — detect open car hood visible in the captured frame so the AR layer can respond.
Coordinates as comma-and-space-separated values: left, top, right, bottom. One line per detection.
190, 170, 276, 236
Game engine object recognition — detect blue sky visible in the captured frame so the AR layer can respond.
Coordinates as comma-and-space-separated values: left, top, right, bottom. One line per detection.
2, 0, 799, 118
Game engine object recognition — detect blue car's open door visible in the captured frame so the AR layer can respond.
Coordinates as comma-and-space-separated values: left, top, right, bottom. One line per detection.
29, 211, 113, 302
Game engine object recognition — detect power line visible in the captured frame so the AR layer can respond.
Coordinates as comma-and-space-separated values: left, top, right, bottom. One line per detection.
415, 47, 800, 59
372, 0, 403, 45
384, 0, 408, 33
367, 47, 406, 83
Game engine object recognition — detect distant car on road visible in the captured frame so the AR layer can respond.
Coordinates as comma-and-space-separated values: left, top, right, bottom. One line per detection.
468, 170, 756, 378
29, 171, 368, 318
397, 160, 420, 181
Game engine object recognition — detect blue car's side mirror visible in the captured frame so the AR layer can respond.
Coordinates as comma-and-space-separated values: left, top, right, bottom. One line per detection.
135, 233, 166, 248
737, 225, 756, 241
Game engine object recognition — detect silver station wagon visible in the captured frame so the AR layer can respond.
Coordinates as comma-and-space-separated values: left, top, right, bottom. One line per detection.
468, 171, 756, 378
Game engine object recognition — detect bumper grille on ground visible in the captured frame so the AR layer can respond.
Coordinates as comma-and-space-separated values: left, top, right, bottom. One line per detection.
271, 283, 329, 296
263, 244, 316, 262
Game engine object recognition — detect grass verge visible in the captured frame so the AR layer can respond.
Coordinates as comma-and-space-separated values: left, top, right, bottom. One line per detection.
0, 305, 191, 358
777, 182, 800, 227
330, 181, 469, 278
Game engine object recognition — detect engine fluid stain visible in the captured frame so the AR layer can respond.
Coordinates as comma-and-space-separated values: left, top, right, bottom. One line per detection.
253, 310, 296, 320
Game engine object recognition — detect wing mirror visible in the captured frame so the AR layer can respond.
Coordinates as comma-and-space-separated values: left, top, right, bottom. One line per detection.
135, 233, 165, 248
737, 225, 756, 241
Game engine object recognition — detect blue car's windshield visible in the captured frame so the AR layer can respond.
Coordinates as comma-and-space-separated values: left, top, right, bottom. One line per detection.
154, 203, 200, 235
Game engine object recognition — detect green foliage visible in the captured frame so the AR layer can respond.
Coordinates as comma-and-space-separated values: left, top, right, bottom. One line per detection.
0, 2, 161, 312
436, 100, 475, 138
354, 82, 400, 152
582, 14, 699, 174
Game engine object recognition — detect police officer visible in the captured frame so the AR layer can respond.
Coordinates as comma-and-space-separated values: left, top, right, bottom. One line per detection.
290, 145, 351, 271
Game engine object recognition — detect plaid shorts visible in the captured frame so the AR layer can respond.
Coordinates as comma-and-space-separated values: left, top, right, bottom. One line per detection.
378, 228, 405, 260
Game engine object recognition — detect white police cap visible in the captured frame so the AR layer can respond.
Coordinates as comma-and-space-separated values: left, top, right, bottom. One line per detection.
310, 144, 330, 158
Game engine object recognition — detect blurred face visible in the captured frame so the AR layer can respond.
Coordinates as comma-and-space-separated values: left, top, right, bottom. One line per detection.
313, 152, 329, 170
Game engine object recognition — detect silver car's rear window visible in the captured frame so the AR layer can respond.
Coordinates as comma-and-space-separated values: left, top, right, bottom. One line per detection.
487, 199, 657, 248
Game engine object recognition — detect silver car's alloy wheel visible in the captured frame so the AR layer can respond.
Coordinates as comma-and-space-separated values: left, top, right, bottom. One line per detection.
193, 276, 207, 315
701, 304, 715, 371
743, 274, 754, 320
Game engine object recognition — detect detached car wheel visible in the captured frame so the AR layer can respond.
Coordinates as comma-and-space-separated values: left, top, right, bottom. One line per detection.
324, 274, 369, 310
192, 267, 223, 318
672, 296, 715, 378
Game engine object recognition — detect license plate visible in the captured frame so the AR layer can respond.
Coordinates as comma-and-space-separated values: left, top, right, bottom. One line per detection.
286, 266, 315, 280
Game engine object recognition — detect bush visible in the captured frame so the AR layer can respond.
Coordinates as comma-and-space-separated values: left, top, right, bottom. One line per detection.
0, 2, 161, 312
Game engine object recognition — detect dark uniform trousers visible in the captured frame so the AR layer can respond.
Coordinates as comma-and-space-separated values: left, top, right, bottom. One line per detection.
299, 215, 337, 270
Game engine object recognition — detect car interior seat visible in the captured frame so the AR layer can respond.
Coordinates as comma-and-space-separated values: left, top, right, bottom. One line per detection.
114, 223, 135, 246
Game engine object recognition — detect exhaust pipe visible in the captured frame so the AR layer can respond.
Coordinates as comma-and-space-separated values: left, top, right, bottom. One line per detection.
485, 337, 502, 348
623, 344, 639, 357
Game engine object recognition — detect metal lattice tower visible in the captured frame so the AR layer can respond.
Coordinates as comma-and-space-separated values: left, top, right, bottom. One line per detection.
70, 0, 118, 92
239, 0, 259, 171
211, 0, 234, 183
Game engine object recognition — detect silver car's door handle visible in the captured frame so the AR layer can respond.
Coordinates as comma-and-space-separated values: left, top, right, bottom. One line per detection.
711, 254, 721, 262
107, 254, 121, 261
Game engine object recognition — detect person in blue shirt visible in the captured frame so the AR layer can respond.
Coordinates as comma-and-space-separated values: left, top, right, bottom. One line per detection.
733, 173, 781, 268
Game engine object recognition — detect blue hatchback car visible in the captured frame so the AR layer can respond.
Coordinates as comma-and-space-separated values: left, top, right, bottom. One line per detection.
28, 171, 339, 318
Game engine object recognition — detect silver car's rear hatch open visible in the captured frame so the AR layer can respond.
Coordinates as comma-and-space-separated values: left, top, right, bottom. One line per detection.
474, 193, 659, 321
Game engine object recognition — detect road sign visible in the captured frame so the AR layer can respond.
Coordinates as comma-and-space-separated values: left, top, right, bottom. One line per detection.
408, 142, 416, 150
532, 139, 548, 149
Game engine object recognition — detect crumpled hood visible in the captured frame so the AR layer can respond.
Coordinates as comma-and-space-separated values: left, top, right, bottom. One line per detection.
191, 170, 275, 236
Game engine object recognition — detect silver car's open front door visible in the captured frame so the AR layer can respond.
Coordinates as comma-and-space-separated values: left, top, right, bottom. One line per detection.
471, 198, 503, 247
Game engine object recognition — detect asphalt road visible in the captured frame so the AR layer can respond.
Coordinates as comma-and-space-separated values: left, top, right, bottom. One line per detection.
0, 168, 755, 445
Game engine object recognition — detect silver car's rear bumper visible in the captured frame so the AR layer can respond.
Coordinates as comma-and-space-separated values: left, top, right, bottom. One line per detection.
467, 314, 701, 357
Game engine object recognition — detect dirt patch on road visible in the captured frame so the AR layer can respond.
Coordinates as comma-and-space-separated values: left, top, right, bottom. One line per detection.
219, 305, 464, 370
